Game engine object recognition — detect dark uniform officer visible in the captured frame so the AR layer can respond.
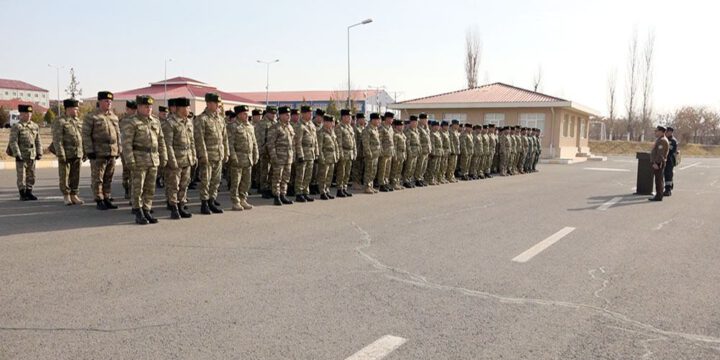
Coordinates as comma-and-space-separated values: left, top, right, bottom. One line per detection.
663, 127, 678, 196
649, 126, 670, 202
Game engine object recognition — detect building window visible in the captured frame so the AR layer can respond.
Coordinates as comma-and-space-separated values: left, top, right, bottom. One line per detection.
562, 114, 569, 137
519, 113, 546, 132
34, 93, 38, 97
443, 113, 467, 122
484, 113, 505, 127
580, 119, 587, 139
569, 117, 576, 137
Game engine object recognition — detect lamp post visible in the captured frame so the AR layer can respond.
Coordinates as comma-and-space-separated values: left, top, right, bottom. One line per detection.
347, 18, 373, 108
47, 64, 64, 116
257, 59, 280, 106
164, 58, 173, 105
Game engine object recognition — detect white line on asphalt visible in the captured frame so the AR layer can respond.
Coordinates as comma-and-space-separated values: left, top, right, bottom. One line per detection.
677, 162, 701, 171
0, 211, 53, 218
345, 335, 407, 360
597, 197, 623, 211
512, 227, 576, 263
583, 167, 631, 172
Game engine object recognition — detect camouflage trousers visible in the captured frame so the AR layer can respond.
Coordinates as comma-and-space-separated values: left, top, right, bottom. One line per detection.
58, 158, 81, 195
459, 154, 473, 176
294, 159, 314, 195
377, 156, 392, 186
351, 156, 364, 185
532, 152, 540, 170
165, 165, 192, 205
470, 154, 482, 176
428, 155, 441, 184
516, 151, 527, 172
335, 158, 353, 190
523, 152, 533, 172
91, 158, 115, 200
363, 157, 379, 187
486, 152, 495, 174
402, 154, 418, 183
439, 155, 449, 181
121, 155, 131, 192
257, 153, 272, 192
229, 165, 252, 205
271, 162, 292, 196
446, 154, 458, 181
499, 152, 510, 175
199, 160, 223, 201
131, 166, 158, 210
492, 152, 500, 173
317, 162, 335, 194
15, 159, 36, 191
390, 156, 405, 186
415, 153, 429, 182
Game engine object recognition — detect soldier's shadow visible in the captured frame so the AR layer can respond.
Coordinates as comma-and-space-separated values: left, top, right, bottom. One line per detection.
567, 193, 652, 212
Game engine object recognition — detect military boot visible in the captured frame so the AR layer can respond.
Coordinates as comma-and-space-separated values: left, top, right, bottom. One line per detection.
326, 192, 335, 199
200, 200, 212, 215
18, 189, 27, 201
134, 209, 149, 225
320, 192, 330, 200
103, 198, 118, 209
343, 189, 353, 197
178, 202, 193, 218
274, 196, 283, 206
295, 194, 307, 203
280, 194, 293, 205
70, 194, 84, 205
240, 199, 253, 210
96, 199, 108, 210
170, 205, 181, 219
304, 194, 315, 202
336, 189, 347, 198
232, 202, 244, 211
208, 198, 224, 213
63, 194, 73, 205
379, 185, 389, 192
142, 208, 159, 224
25, 190, 38, 201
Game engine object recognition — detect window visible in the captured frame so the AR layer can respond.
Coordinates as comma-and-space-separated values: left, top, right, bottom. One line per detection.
443, 113, 467, 122
519, 113, 546, 132
570, 117, 576, 137
34, 93, 38, 97
484, 113, 505, 127
580, 119, 586, 139
563, 114, 569, 137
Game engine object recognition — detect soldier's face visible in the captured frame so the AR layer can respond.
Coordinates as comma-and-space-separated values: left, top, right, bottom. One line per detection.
279, 113, 290, 123
66, 107, 79, 117
159, 112, 168, 120
302, 112, 311, 121
358, 119, 366, 127
207, 102, 219, 112
99, 99, 112, 111
127, 109, 136, 116
238, 112, 249, 122
371, 118, 380, 127
342, 115, 351, 124
409, 121, 417, 129
138, 104, 152, 117
178, 106, 189, 117
291, 114, 299, 122
267, 113, 277, 121
20, 112, 31, 121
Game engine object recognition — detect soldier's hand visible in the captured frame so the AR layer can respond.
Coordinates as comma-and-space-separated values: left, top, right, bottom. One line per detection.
223, 156, 229, 163
57, 156, 66, 163
87, 153, 96, 160
15, 156, 23, 162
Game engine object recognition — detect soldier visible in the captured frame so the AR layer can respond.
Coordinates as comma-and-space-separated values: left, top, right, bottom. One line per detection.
317, 115, 339, 200
490, 124, 500, 174
309, 108, 326, 195
161, 98, 177, 208
507, 126, 518, 175
377, 112, 396, 192
415, 113, 432, 187
518, 127, 529, 174
267, 106, 295, 205
438, 121, 451, 184
649, 126, 670, 202
351, 113, 366, 190
459, 123, 474, 180
663, 127, 678, 196
292, 106, 319, 202
482, 125, 493, 178
290, 108, 300, 126
9, 104, 42, 201
162, 97, 195, 219
251, 109, 262, 125
287, 108, 302, 196
52, 99, 85, 205
194, 92, 229, 214
83, 91, 121, 210
255, 105, 277, 199
446, 120, 461, 182
390, 119, 407, 190
120, 100, 137, 200
403, 116, 420, 188
227, 105, 259, 211
335, 109, 356, 197
361, 113, 382, 194
155, 105, 171, 190
122, 95, 167, 225
532, 128, 542, 172
428, 121, 444, 185
470, 125, 483, 180
523, 127, 534, 173
498, 127, 511, 176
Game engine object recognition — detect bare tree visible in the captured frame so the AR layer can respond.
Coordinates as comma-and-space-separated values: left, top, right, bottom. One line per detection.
625, 29, 639, 140
465, 27, 482, 88
532, 65, 543, 92
607, 68, 618, 140
65, 67, 82, 99
639, 30, 656, 140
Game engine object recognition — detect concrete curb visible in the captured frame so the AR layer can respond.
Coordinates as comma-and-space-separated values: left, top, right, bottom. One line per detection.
0, 160, 91, 170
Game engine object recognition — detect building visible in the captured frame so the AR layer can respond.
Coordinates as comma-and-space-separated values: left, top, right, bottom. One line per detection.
0, 79, 50, 108
0, 99, 49, 126
389, 83, 599, 160
84, 77, 263, 114
232, 89, 395, 114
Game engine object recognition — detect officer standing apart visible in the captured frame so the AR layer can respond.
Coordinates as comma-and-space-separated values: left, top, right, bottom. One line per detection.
194, 92, 229, 214
83, 91, 121, 210
649, 126, 670, 202
293, 106, 318, 202
162, 97, 195, 219
227, 105, 259, 211
52, 99, 85, 205
9, 104, 42, 201
335, 109, 356, 197
122, 95, 167, 224
664, 127, 678, 196
267, 106, 295, 205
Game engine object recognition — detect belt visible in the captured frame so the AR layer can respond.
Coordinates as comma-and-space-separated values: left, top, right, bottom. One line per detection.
173, 145, 191, 150
133, 145, 155, 152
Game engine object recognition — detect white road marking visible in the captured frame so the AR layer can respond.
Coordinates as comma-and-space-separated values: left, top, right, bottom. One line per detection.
345, 335, 407, 360
583, 167, 631, 172
597, 197, 623, 211
677, 162, 701, 171
512, 227, 576, 263
612, 159, 636, 163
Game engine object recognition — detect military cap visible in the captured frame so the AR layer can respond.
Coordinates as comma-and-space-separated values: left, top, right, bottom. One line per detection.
18, 104, 33, 113
440, 121, 449, 127
464, 123, 473, 128
97, 91, 113, 100
136, 95, 154, 105
392, 119, 403, 126
277, 106, 291, 114
262, 110, 267, 116
204, 92, 221, 102
300, 105, 312, 113
225, 110, 234, 117
126, 100, 137, 110
656, 125, 666, 132
369, 113, 380, 120
431, 120, 440, 127
451, 119, 460, 125
266, 105, 278, 113
290, 108, 300, 115
340, 109, 351, 117
314, 108, 325, 117
409, 115, 418, 121
356, 113, 365, 119
251, 109, 262, 116
323, 115, 335, 122
482, 125, 488, 129
175, 97, 191, 107
383, 111, 395, 119
234, 105, 249, 113
488, 124, 496, 128
419, 113, 428, 119
159, 106, 168, 112
666, 126, 674, 132
404, 120, 411, 125
515, 125, 522, 129
167, 98, 176, 107
63, 99, 79, 108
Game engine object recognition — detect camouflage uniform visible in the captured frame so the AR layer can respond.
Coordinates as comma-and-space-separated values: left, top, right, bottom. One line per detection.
267, 122, 295, 197
334, 122, 356, 193
428, 127, 444, 185
119, 114, 135, 197
447, 128, 461, 182
459, 129, 474, 178
532, 134, 542, 171
499, 132, 511, 176
82, 109, 121, 201
316, 126, 339, 195
162, 112, 196, 206
254, 115, 275, 194
294, 120, 319, 197
228, 119, 259, 207
416, 123, 432, 184
122, 114, 167, 210
390, 127, 407, 190
403, 126, 420, 186
194, 109, 229, 201
377, 123, 395, 187
52, 114, 83, 195
490, 131, 499, 173
9, 120, 41, 193
361, 124, 381, 191
438, 129, 451, 183
350, 123, 365, 186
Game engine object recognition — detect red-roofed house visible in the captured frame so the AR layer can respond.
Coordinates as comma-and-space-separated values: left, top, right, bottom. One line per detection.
232, 89, 395, 114
389, 83, 600, 160
0, 78, 50, 108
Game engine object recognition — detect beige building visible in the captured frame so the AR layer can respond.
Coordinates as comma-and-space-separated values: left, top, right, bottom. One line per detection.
389, 83, 599, 160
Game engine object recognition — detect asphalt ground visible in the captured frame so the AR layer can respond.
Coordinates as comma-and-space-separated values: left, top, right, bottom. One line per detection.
1, 157, 719, 359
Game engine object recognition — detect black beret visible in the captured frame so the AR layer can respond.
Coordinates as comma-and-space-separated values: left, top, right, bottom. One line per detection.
482, 125, 488, 129
383, 111, 395, 119
392, 119, 403, 126
404, 120, 410, 125
97, 91, 113, 100
656, 125, 666, 132
167, 98, 177, 107
431, 121, 440, 126
314, 108, 325, 116
135, 95, 154, 106
666, 126, 674, 132
290, 108, 300, 115
369, 113, 380, 120
340, 109, 351, 116
473, 125, 480, 130
225, 110, 234, 117
440, 121, 449, 127
18, 104, 32, 112
451, 119, 460, 125
126, 100, 137, 110
419, 113, 428, 119
464, 123, 473, 128
300, 105, 312, 113
278, 106, 292, 114
251, 109, 262, 116
159, 106, 168, 112
234, 105, 249, 113
409, 115, 418, 121
175, 97, 191, 107
488, 124, 496, 128
323, 115, 335, 122
63, 99, 79, 108
266, 105, 278, 113
204, 93, 221, 102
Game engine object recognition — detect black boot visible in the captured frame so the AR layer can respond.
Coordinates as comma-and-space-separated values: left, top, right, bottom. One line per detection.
310, 184, 319, 195
134, 209, 149, 225
388, 185, 394, 192
295, 194, 307, 203
208, 198, 224, 213
326, 191, 335, 199
336, 189, 347, 198
320, 193, 329, 200
280, 194, 293, 204
25, 189, 38, 200
178, 202, 192, 218
96, 199, 108, 210
142, 208, 158, 224
274, 196, 283, 206
261, 190, 273, 199
18, 189, 27, 201
170, 205, 181, 219
200, 200, 212, 215
103, 198, 118, 209
379, 185, 389, 192
304, 194, 315, 202
344, 189, 353, 197
663, 189, 672, 197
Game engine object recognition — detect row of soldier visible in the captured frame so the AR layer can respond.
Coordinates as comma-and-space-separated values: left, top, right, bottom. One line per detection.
7, 91, 541, 225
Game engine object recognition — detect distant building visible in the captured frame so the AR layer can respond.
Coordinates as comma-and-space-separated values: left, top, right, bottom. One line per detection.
0, 99, 49, 126
232, 89, 395, 114
389, 83, 599, 160
0, 79, 50, 108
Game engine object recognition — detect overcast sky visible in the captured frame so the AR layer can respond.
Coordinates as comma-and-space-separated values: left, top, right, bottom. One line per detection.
2, 0, 719, 115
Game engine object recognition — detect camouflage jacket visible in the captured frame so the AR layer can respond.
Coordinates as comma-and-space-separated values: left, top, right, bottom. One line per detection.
162, 115, 196, 169
52, 115, 83, 161
417, 125, 432, 155
488, 134, 498, 154
362, 125, 381, 159
473, 132, 483, 156
122, 114, 167, 168
354, 125, 365, 158
267, 122, 295, 165
193, 109, 229, 164
430, 130, 444, 157
9, 121, 42, 160
254, 117, 275, 156
82, 109, 120, 157
379, 124, 395, 157
393, 131, 407, 162
440, 130, 451, 155
404, 127, 421, 158
228, 120, 259, 168
317, 127, 339, 165
449, 129, 461, 155
335, 123, 356, 161
294, 120, 319, 161
460, 132, 474, 156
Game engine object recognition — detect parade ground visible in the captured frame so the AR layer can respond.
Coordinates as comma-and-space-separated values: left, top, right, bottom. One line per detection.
1, 156, 719, 359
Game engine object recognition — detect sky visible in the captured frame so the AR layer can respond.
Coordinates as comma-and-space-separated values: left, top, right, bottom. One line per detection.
2, 0, 719, 116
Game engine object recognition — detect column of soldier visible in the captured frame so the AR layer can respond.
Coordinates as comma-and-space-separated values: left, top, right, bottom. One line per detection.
7, 91, 542, 225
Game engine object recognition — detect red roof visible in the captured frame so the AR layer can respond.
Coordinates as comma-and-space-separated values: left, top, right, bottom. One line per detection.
397, 83, 567, 105
0, 79, 48, 92
0, 99, 49, 113
232, 90, 383, 103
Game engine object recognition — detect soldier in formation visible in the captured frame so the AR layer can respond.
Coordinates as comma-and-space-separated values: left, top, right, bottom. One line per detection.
52, 99, 84, 205
9, 104, 42, 200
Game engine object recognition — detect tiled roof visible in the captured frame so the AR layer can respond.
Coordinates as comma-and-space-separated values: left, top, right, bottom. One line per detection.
0, 79, 48, 92
232, 90, 382, 103
0, 99, 49, 113
397, 83, 567, 105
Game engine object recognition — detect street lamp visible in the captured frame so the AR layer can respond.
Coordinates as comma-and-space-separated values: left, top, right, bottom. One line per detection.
257, 59, 280, 106
164, 58, 173, 104
347, 18, 373, 108
47, 64, 65, 117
